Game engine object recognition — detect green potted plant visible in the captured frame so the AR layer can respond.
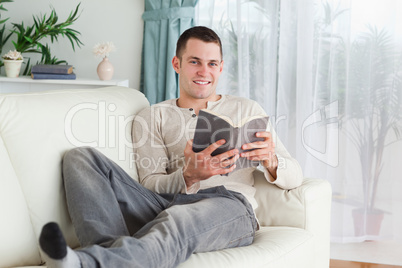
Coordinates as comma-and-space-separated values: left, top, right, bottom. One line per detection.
0, 0, 83, 75
0, 0, 13, 67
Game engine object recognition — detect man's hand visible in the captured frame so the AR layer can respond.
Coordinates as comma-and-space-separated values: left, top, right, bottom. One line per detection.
183, 139, 240, 188
240, 131, 278, 179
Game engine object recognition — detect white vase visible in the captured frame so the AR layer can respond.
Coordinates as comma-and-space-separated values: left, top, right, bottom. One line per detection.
3, 59, 23, 78
97, 57, 114, 81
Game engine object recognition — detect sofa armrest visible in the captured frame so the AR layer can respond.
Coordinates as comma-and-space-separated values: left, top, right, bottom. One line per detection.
254, 170, 332, 228
253, 169, 332, 268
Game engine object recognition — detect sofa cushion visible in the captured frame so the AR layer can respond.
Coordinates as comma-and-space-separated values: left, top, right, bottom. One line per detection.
178, 226, 314, 268
0, 137, 41, 267
10, 227, 314, 268
0, 87, 149, 267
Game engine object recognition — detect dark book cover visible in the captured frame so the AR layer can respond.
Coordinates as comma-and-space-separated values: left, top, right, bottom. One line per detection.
31, 64, 73, 74
192, 109, 269, 175
31, 72, 76, 80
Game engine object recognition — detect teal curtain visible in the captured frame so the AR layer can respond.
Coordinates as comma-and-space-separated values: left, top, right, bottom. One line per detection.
141, 0, 198, 104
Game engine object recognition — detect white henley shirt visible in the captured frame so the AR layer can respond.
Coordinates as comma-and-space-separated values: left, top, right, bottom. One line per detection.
132, 95, 303, 210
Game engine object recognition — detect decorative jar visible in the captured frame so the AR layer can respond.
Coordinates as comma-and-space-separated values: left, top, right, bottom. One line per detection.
97, 57, 114, 81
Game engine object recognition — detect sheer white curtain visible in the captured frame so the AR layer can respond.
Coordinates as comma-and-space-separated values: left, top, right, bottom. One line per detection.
196, 0, 402, 244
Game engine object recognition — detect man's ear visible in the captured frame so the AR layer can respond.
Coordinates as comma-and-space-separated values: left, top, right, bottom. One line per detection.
172, 56, 180, 74
220, 60, 224, 73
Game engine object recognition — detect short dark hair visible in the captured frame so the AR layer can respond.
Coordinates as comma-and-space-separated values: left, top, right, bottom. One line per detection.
176, 26, 223, 60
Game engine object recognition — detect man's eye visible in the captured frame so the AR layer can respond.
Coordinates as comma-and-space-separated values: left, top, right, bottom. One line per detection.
190, 61, 198, 64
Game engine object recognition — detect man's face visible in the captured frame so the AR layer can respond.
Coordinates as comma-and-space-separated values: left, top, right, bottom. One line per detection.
172, 38, 223, 101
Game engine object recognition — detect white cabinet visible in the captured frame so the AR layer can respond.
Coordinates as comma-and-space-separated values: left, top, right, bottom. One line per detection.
0, 76, 129, 93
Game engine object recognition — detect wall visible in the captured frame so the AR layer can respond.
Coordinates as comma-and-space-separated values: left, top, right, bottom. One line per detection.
2, 0, 144, 89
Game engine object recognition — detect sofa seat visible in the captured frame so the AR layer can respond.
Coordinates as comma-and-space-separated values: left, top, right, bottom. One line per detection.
12, 227, 313, 268
0, 87, 331, 268
180, 227, 314, 268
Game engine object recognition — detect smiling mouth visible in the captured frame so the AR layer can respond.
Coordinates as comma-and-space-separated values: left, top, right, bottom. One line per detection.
193, 81, 211, 85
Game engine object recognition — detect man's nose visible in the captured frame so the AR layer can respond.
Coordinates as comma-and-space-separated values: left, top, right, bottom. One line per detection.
197, 64, 208, 76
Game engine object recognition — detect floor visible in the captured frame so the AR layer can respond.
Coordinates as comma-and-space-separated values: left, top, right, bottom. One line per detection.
330, 260, 402, 268
330, 241, 402, 267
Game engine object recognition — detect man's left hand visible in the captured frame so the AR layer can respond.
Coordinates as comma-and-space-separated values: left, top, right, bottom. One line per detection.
240, 131, 278, 179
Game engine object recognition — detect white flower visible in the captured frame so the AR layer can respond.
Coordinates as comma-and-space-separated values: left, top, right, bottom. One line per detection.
2, 50, 23, 60
93, 42, 116, 58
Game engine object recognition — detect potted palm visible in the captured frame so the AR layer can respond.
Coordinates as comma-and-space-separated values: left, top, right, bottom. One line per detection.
0, 0, 14, 68
0, 1, 82, 75
343, 26, 402, 236
313, 3, 402, 237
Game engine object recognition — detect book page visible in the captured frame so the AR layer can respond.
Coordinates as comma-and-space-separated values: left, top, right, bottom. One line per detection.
239, 116, 269, 150
192, 109, 269, 175
235, 116, 270, 170
192, 110, 238, 156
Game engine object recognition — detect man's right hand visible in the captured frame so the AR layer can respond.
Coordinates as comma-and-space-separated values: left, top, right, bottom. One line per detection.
182, 139, 239, 188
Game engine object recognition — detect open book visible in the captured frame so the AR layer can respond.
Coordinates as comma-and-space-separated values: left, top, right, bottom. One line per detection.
192, 109, 269, 175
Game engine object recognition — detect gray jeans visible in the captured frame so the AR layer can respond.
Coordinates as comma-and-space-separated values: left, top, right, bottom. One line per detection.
62, 147, 257, 268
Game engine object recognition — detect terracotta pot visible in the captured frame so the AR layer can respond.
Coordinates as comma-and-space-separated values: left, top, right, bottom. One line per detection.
352, 208, 384, 237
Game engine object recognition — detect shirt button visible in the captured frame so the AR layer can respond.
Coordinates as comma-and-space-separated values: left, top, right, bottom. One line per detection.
192, 114, 196, 118
189, 108, 193, 111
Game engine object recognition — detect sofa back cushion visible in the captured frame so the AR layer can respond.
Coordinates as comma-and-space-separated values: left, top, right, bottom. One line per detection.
0, 136, 42, 267
0, 87, 149, 267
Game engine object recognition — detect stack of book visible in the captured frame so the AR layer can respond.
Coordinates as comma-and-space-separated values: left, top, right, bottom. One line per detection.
31, 64, 76, 80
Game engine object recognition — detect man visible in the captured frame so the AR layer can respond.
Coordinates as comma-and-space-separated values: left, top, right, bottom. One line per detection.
39, 26, 303, 268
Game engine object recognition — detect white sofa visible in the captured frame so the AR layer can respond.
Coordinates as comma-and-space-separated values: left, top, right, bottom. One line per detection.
0, 86, 332, 268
